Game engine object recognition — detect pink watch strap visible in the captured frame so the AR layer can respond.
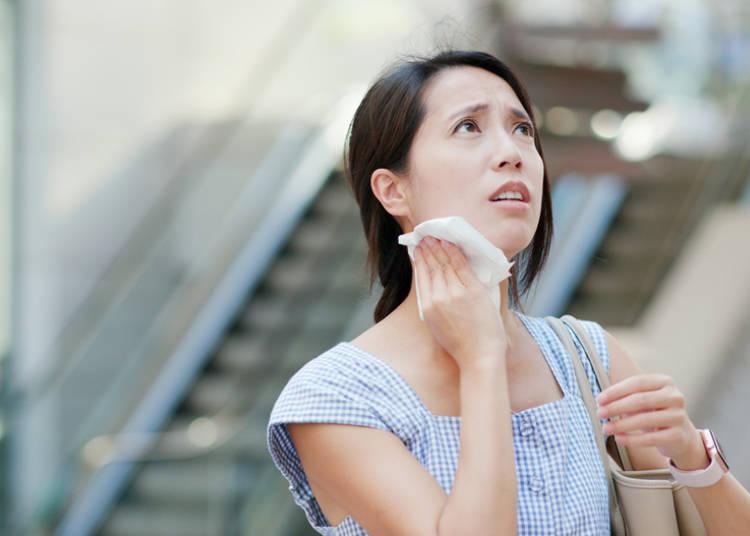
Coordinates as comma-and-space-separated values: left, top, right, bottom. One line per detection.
668, 429, 729, 487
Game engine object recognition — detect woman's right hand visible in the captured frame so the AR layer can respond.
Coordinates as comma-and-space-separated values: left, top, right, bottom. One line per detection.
414, 236, 509, 371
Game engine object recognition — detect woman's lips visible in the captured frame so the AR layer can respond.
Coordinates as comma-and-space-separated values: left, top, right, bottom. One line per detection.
490, 199, 529, 212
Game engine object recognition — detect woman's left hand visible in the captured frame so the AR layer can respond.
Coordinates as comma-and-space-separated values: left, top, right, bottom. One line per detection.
595, 373, 702, 465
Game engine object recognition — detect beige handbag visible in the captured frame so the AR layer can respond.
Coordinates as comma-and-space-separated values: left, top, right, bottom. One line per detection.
545, 314, 707, 536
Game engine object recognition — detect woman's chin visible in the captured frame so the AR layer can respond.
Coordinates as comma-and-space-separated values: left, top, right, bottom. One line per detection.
489, 233, 531, 255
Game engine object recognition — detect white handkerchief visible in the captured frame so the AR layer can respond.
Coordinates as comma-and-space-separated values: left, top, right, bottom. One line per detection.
398, 216, 514, 320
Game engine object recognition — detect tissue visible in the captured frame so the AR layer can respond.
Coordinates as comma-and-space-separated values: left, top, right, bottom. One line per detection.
397, 216, 514, 320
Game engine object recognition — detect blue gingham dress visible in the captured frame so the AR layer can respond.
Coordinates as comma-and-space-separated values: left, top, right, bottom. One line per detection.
267, 311, 612, 535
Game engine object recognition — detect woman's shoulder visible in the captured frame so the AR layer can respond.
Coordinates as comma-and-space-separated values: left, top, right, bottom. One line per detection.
561, 315, 611, 373
281, 342, 362, 384
267, 342, 397, 430
265, 343, 397, 533
520, 311, 612, 386
521, 310, 606, 337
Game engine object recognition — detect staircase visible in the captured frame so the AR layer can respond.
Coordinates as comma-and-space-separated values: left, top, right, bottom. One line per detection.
566, 173, 707, 325
493, 15, 720, 327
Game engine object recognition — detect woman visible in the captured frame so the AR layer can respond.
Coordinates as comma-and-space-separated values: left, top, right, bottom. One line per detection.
267, 50, 750, 534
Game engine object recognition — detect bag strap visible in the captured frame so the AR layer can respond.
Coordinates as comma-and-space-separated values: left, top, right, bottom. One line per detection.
559, 315, 633, 471
544, 316, 619, 471
545, 315, 627, 535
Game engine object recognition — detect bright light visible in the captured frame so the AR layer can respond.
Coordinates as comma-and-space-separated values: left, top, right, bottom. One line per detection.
590, 109, 623, 140
188, 417, 218, 448
615, 112, 659, 161
614, 97, 727, 161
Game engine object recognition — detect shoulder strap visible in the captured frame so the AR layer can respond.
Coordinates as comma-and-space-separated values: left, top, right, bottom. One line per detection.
544, 315, 618, 473
560, 316, 609, 388
545, 315, 628, 536
559, 315, 632, 471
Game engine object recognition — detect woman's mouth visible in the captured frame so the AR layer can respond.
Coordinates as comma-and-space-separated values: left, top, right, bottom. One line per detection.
490, 199, 529, 212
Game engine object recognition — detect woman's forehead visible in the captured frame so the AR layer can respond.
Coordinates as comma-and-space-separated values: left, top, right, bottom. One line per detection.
422, 66, 523, 120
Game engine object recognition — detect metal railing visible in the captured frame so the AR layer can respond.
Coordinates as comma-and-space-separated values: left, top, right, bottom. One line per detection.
521, 173, 628, 317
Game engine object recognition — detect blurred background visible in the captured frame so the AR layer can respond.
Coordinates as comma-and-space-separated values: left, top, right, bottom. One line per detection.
0, 0, 749, 534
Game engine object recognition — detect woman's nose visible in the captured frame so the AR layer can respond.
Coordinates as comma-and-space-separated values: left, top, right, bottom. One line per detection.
492, 135, 523, 170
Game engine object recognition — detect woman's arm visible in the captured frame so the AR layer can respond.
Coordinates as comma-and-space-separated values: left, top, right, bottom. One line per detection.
415, 236, 518, 533
289, 421, 448, 535
437, 356, 517, 535
287, 352, 517, 536
600, 328, 750, 533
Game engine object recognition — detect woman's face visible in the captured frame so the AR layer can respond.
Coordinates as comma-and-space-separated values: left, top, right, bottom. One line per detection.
383, 66, 545, 260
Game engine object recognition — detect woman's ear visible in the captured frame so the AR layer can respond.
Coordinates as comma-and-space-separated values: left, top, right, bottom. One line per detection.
370, 167, 412, 224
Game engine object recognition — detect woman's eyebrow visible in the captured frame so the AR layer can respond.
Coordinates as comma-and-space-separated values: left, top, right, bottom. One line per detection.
447, 102, 531, 123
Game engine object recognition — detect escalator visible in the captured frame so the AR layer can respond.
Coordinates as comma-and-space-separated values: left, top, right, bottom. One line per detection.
99, 174, 366, 536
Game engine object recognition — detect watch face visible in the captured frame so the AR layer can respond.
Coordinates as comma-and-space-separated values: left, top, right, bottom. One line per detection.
709, 430, 730, 470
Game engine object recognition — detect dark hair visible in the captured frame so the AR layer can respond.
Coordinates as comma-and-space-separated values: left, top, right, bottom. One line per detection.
343, 49, 554, 323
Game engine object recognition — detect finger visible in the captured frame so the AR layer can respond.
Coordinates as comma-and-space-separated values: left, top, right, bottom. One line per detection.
598, 386, 682, 420
419, 238, 442, 277
424, 237, 451, 266
420, 239, 449, 300
602, 408, 684, 436
596, 374, 673, 405
439, 255, 463, 292
441, 241, 479, 289
611, 427, 680, 448
432, 240, 466, 292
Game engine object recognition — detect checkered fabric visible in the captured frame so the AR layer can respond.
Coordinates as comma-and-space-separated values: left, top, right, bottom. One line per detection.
267, 311, 612, 535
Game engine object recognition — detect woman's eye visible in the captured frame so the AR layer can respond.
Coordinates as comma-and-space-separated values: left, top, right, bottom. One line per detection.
515, 122, 534, 136
454, 119, 479, 133
453, 119, 533, 136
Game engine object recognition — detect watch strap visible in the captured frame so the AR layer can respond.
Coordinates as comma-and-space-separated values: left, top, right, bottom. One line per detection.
668, 429, 727, 487
669, 455, 723, 487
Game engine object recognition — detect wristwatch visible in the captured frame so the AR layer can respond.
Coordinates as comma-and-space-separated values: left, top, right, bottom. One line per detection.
668, 429, 730, 487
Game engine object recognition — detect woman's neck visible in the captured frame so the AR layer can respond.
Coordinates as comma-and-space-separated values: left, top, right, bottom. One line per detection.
386, 275, 522, 360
